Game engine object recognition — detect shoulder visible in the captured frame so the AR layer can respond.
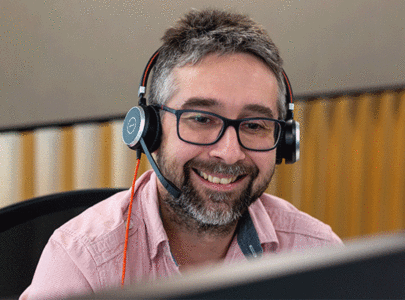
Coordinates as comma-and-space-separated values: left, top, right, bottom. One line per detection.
23, 171, 157, 297
52, 170, 155, 260
22, 189, 134, 298
257, 193, 342, 245
56, 172, 156, 243
50, 188, 132, 272
55, 189, 131, 244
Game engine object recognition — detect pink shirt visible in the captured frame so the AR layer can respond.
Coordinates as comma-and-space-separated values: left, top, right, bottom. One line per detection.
20, 170, 342, 299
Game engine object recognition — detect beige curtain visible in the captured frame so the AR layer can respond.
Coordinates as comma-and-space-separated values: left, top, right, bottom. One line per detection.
268, 91, 405, 239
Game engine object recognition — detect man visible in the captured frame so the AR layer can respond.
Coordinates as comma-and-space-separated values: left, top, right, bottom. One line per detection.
21, 9, 342, 299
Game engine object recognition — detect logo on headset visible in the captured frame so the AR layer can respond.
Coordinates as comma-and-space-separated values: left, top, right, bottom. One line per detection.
127, 117, 137, 135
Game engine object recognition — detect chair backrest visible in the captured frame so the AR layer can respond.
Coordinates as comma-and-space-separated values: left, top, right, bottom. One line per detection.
0, 188, 126, 298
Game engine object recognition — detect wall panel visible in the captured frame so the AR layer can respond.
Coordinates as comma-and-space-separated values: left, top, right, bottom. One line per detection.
324, 97, 352, 236
362, 94, 392, 234
33, 127, 62, 197
0, 132, 22, 208
379, 91, 405, 233
299, 99, 330, 222
21, 131, 35, 201
72, 124, 103, 190
345, 95, 372, 237
389, 92, 405, 232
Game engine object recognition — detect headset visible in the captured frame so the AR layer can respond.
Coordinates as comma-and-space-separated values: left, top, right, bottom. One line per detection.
122, 48, 300, 199
276, 71, 300, 165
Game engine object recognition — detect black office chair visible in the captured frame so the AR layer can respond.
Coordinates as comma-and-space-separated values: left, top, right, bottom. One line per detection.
0, 188, 126, 298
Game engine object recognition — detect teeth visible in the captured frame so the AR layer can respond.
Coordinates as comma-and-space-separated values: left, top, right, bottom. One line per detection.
198, 171, 238, 185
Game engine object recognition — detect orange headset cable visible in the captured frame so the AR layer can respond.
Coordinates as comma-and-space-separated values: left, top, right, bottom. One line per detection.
121, 154, 141, 287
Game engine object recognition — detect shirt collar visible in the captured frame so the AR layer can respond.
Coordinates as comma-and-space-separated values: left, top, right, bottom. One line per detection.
137, 171, 169, 260
247, 198, 279, 251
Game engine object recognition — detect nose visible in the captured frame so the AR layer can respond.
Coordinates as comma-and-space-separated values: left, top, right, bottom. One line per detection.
208, 126, 246, 164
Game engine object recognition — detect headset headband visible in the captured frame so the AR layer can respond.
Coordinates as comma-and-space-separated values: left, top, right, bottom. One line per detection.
138, 48, 295, 121
124, 48, 300, 165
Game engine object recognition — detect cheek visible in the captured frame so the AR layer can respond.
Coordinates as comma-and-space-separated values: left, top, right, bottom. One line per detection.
160, 115, 176, 142
253, 151, 276, 175
159, 118, 204, 165
158, 116, 181, 157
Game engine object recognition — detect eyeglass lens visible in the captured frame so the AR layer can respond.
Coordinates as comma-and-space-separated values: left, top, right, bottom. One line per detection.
178, 111, 280, 150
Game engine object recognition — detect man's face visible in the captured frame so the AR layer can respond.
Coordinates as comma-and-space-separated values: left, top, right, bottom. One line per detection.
155, 52, 280, 228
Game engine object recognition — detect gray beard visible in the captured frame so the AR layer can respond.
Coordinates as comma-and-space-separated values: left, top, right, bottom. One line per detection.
156, 152, 273, 235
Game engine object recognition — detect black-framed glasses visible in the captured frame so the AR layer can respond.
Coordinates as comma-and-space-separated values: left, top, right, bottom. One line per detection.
156, 105, 285, 151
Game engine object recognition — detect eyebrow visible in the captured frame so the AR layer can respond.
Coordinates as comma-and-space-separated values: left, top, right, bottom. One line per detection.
243, 104, 276, 119
180, 97, 276, 119
181, 97, 219, 109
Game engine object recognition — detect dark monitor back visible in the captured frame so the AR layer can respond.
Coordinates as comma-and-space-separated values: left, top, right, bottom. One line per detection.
93, 233, 405, 299
177, 243, 405, 299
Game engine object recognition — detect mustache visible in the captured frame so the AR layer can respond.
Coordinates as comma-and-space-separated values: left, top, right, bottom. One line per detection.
185, 158, 258, 177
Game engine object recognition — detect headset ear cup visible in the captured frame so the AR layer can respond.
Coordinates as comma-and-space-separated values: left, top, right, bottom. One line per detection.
122, 104, 162, 152
276, 129, 285, 165
276, 120, 300, 164
142, 105, 162, 153
122, 105, 146, 150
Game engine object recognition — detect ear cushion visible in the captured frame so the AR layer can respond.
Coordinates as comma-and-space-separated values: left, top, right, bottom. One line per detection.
122, 104, 162, 152
276, 120, 300, 164
141, 105, 162, 153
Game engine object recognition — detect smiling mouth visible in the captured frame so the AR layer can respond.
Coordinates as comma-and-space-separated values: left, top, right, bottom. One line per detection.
196, 170, 241, 185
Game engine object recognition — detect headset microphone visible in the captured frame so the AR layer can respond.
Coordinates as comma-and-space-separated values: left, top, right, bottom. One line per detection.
139, 139, 181, 198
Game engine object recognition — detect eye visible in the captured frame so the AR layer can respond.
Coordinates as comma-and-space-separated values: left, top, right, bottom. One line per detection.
245, 122, 263, 130
193, 114, 211, 124
181, 112, 222, 127
240, 119, 274, 134
242, 120, 267, 129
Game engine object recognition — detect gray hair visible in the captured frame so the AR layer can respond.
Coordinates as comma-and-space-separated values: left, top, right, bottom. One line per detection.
149, 9, 287, 119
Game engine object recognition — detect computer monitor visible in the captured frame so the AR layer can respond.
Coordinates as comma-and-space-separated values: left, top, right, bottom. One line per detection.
88, 233, 405, 299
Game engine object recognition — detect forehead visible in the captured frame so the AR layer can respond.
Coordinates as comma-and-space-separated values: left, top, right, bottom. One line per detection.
168, 52, 279, 119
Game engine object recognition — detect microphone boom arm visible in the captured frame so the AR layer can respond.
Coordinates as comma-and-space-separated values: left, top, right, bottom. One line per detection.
139, 138, 182, 199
